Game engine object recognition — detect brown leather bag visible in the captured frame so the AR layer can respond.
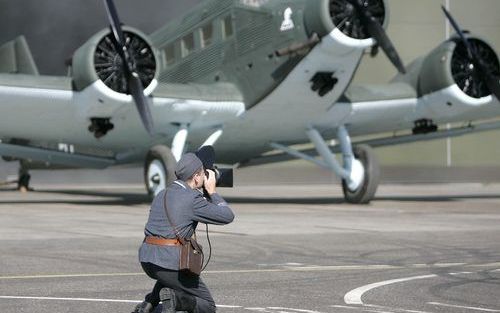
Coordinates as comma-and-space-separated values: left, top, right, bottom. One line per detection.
163, 192, 204, 276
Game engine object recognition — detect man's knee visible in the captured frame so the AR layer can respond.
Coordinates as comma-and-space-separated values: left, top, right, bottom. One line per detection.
196, 298, 216, 313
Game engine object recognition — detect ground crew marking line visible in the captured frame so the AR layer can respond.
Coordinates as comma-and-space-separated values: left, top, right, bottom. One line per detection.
428, 302, 500, 312
0, 296, 142, 303
267, 308, 325, 313
331, 304, 398, 313
244, 308, 322, 313
0, 296, 242, 309
0, 296, 324, 312
344, 274, 438, 305
1, 262, 498, 280
344, 269, 499, 306
332, 304, 436, 313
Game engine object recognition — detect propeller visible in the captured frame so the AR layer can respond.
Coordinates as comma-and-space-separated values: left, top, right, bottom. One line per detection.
348, 0, 406, 74
103, 0, 155, 135
442, 5, 500, 100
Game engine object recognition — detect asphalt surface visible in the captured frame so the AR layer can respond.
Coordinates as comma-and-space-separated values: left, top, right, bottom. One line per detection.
0, 183, 499, 313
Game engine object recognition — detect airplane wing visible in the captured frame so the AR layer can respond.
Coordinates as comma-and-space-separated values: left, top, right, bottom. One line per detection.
0, 70, 244, 165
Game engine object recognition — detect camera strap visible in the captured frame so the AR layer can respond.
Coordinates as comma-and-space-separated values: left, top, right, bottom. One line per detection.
162, 189, 211, 271
162, 191, 187, 245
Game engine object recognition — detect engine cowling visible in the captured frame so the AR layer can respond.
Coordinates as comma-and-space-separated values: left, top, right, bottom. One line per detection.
304, 0, 388, 39
417, 36, 500, 99
72, 26, 158, 95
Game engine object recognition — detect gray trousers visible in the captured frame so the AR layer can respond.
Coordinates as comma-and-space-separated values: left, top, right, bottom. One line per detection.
141, 262, 216, 313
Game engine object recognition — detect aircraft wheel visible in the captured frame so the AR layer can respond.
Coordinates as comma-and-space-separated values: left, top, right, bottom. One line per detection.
144, 145, 177, 198
341, 144, 380, 204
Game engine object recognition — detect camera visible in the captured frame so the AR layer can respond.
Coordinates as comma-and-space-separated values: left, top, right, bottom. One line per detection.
204, 166, 233, 188
197, 146, 233, 188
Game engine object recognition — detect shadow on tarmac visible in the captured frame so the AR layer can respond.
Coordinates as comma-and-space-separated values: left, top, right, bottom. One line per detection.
0, 188, 499, 205
0, 188, 151, 206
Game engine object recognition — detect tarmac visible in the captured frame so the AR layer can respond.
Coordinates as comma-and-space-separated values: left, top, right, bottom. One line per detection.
0, 177, 499, 313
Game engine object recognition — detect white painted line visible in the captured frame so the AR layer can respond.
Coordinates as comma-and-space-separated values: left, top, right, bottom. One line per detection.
1, 264, 498, 281
344, 269, 493, 306
0, 295, 241, 308
344, 274, 437, 305
244, 308, 277, 312
0, 272, 144, 280
331, 304, 394, 313
428, 302, 500, 312
218, 305, 243, 308
0, 296, 141, 303
344, 269, 495, 306
268, 307, 324, 313
366, 304, 434, 313
330, 305, 363, 310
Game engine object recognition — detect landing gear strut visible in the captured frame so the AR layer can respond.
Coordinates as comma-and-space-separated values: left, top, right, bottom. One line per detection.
271, 125, 380, 204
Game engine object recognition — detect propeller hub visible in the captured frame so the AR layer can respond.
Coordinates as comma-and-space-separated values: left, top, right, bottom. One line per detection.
329, 0, 386, 40
94, 30, 156, 94
345, 3, 354, 15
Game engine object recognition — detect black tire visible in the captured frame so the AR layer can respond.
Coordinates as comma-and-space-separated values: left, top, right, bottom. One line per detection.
17, 173, 31, 190
341, 144, 380, 204
144, 145, 177, 198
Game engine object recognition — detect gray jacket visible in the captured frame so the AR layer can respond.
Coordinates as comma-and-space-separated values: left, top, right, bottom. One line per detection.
138, 180, 234, 270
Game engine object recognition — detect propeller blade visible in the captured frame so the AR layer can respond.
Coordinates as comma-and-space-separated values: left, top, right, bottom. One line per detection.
351, 0, 406, 74
441, 5, 473, 59
129, 72, 155, 135
102, 0, 155, 135
103, 0, 126, 48
475, 61, 500, 100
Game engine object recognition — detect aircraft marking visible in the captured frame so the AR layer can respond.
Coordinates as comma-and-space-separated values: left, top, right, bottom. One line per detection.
280, 8, 295, 32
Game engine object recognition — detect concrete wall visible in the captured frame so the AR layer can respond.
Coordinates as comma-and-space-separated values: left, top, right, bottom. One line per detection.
352, 0, 500, 166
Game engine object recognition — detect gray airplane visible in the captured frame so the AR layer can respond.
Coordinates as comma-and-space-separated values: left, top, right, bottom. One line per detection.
0, 0, 499, 203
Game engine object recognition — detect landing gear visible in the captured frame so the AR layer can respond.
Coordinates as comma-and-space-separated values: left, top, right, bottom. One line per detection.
271, 125, 380, 204
17, 167, 31, 192
143, 125, 225, 197
144, 145, 177, 197
341, 144, 380, 204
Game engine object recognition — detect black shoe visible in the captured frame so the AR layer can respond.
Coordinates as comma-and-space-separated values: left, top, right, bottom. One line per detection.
132, 301, 155, 313
159, 288, 176, 313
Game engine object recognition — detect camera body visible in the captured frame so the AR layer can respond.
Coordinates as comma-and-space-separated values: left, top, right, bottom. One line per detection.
205, 166, 233, 188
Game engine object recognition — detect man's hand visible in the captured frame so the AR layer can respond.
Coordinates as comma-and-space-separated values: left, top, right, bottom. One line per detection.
204, 169, 216, 195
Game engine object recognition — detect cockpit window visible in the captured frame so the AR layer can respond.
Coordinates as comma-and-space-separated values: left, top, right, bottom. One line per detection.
181, 33, 195, 58
222, 15, 234, 39
201, 23, 213, 48
164, 43, 176, 66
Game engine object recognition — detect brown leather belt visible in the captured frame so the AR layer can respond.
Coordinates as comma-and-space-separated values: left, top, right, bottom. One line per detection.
145, 236, 181, 246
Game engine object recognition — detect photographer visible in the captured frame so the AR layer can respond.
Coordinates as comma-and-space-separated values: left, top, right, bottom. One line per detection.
133, 152, 234, 313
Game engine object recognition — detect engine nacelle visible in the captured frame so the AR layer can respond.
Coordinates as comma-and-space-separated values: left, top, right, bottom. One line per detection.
72, 26, 158, 95
410, 35, 499, 100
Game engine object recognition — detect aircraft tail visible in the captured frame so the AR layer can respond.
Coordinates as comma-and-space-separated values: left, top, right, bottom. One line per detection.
0, 35, 39, 75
